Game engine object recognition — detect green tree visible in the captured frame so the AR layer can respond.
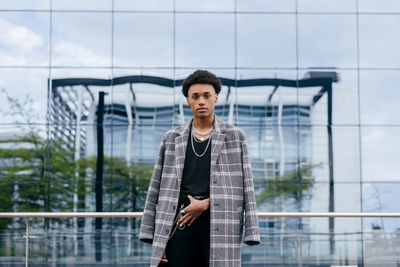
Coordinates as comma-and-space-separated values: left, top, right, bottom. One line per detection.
256, 163, 320, 208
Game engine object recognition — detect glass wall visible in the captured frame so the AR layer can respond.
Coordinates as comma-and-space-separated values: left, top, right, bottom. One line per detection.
0, 0, 399, 265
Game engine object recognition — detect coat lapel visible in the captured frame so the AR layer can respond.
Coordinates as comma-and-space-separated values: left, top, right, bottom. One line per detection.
210, 116, 226, 172
175, 118, 192, 183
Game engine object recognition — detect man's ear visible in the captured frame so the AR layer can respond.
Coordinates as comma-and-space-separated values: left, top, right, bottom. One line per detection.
186, 97, 190, 106
215, 94, 219, 104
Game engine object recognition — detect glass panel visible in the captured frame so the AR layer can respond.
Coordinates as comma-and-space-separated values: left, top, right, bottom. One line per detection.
298, 69, 359, 125
359, 15, 400, 68
363, 183, 400, 230
51, 12, 112, 67
51, 0, 112, 11
50, 68, 113, 129
360, 70, 400, 125
0, 12, 49, 66
237, 14, 296, 68
47, 122, 112, 214
0, 124, 47, 214
335, 183, 361, 212
0, 0, 49, 10
51, 67, 112, 80
175, 0, 234, 12
298, 14, 358, 68
234, 79, 298, 126
113, 13, 173, 67
236, 0, 295, 12
301, 126, 330, 183
111, 69, 175, 155
299, 126, 361, 183
114, 0, 173, 11
0, 68, 49, 124
298, 15, 357, 68
248, 124, 300, 212
298, 0, 356, 12
361, 126, 400, 182
112, 68, 175, 126
333, 126, 361, 182
235, 69, 298, 128
359, 0, 400, 13
110, 125, 158, 216
175, 14, 235, 68
308, 183, 330, 212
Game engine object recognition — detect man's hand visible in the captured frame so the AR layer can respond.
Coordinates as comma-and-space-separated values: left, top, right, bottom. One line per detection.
177, 195, 209, 227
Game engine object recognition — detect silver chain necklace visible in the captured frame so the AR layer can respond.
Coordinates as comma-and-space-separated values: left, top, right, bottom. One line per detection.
191, 126, 212, 157
192, 125, 213, 141
193, 134, 206, 143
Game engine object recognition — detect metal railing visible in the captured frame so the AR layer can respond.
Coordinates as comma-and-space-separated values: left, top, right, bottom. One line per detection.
1, 212, 400, 267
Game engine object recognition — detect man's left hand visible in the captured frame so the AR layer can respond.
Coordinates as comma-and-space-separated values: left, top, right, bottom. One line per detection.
177, 195, 209, 227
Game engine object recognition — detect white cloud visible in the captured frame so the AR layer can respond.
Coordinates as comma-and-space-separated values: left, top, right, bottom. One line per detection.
0, 18, 47, 65
53, 40, 109, 66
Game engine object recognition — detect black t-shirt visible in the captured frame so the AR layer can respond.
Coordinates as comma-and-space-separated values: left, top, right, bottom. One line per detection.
179, 128, 211, 200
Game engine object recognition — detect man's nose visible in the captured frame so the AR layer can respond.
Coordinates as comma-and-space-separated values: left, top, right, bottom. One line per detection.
198, 97, 205, 105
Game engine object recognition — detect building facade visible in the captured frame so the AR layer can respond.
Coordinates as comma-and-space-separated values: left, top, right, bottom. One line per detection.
1, 1, 400, 266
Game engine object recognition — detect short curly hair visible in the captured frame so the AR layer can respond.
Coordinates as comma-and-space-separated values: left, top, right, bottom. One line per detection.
181, 70, 221, 97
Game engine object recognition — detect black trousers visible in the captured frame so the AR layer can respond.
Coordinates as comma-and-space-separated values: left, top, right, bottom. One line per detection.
164, 208, 210, 267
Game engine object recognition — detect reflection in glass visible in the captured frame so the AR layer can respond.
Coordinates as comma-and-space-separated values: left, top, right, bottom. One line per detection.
51, 12, 112, 67
0, 1, 49, 10
360, 70, 400, 125
0, 124, 48, 215
237, 0, 295, 12
114, 0, 173, 11
359, 15, 400, 68
237, 14, 296, 68
359, 0, 400, 13
363, 183, 400, 231
338, 122, 362, 178
175, 14, 235, 68
298, 14, 357, 68
0, 12, 49, 66
361, 126, 400, 182
2, 1, 399, 263
299, 70, 359, 125
113, 13, 173, 67
175, 0, 234, 11
52, 0, 112, 11
298, 0, 356, 12
0, 68, 49, 124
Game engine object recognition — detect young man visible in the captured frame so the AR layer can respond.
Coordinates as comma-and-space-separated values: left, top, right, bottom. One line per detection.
139, 70, 260, 267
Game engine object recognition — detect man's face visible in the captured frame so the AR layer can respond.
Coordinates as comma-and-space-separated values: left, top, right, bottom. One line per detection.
186, 83, 218, 120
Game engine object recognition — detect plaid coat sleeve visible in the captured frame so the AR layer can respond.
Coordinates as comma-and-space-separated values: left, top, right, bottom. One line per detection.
138, 136, 166, 244
240, 130, 261, 245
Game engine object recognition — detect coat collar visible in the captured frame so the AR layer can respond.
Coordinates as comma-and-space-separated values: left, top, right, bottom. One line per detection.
174, 115, 227, 183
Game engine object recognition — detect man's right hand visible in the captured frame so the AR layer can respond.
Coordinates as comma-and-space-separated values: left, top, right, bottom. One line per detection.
177, 195, 210, 227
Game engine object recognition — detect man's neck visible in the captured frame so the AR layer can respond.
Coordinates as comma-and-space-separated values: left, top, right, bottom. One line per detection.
192, 114, 215, 131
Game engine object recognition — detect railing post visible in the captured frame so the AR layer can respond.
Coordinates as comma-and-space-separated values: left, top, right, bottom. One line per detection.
24, 217, 29, 267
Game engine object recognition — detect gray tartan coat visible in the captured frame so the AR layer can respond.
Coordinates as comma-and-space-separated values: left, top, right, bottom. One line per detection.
139, 116, 260, 267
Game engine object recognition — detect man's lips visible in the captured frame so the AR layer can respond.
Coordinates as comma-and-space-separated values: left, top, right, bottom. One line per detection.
197, 108, 207, 112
